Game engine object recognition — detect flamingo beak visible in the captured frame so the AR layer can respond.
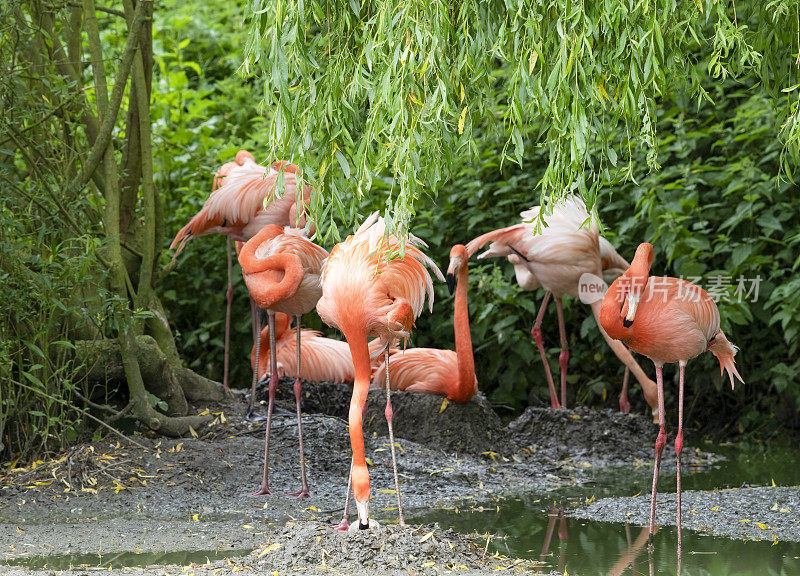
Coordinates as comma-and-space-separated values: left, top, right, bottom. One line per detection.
623, 293, 639, 328
446, 273, 456, 295
356, 500, 370, 530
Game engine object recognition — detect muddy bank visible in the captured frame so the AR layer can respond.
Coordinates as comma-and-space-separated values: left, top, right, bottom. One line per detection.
1, 522, 544, 576
571, 485, 800, 542
0, 387, 711, 571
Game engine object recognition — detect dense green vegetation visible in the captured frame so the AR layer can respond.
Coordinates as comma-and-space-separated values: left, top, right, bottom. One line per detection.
1, 0, 798, 464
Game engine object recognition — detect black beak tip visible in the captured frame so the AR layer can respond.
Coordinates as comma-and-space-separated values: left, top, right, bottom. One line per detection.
622, 318, 634, 328
446, 273, 456, 295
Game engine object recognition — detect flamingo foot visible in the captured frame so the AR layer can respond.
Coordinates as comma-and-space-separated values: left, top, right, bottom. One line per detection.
619, 396, 631, 413
333, 519, 350, 532
251, 483, 272, 497
286, 488, 310, 499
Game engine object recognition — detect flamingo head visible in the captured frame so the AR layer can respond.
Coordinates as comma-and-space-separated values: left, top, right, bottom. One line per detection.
620, 242, 653, 327
271, 160, 298, 174
235, 150, 255, 165
446, 244, 468, 295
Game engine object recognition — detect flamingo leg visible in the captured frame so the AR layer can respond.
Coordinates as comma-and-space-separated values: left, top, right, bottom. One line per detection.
557, 509, 568, 543
223, 237, 233, 389
333, 458, 354, 531
287, 315, 310, 498
248, 308, 262, 412
531, 291, 560, 409
648, 362, 666, 549
383, 346, 406, 526
539, 509, 557, 564
619, 367, 631, 413
250, 296, 258, 344
252, 310, 277, 496
554, 295, 569, 409
676, 360, 686, 574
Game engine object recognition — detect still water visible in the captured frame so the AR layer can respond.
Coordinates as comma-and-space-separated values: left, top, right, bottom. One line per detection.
411, 443, 800, 575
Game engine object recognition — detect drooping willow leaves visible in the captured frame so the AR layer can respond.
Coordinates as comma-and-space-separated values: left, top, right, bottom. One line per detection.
244, 0, 800, 239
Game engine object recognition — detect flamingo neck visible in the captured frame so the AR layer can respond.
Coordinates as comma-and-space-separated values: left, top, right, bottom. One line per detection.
599, 278, 628, 342
451, 263, 476, 402
342, 325, 372, 503
239, 246, 303, 309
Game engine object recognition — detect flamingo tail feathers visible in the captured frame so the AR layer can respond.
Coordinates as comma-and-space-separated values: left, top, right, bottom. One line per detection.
708, 330, 744, 390
169, 210, 218, 261
464, 224, 527, 258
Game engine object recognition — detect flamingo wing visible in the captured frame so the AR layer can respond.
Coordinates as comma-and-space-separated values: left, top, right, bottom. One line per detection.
372, 348, 472, 399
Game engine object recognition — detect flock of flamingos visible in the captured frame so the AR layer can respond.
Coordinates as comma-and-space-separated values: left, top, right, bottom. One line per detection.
169, 151, 744, 559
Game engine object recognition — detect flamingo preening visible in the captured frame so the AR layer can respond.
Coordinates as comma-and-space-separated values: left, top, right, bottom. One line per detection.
169, 151, 313, 387
371, 244, 477, 403
316, 213, 443, 530
599, 242, 743, 567
466, 197, 659, 417
238, 224, 328, 498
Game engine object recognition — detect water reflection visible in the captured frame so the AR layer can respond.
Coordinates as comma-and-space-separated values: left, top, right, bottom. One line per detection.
412, 498, 800, 575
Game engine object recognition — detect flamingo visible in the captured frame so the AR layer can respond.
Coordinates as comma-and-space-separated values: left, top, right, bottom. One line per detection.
251, 313, 386, 384
371, 244, 477, 403
316, 213, 443, 530
599, 242, 743, 565
238, 224, 328, 498
465, 197, 658, 417
169, 150, 313, 387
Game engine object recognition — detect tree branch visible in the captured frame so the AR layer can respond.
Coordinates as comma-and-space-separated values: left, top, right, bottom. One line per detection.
68, 0, 149, 192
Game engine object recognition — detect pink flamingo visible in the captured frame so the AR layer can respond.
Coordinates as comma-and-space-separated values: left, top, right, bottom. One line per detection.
371, 244, 477, 403
316, 213, 443, 530
599, 242, 743, 564
170, 151, 313, 387
466, 197, 658, 417
251, 313, 385, 384
238, 224, 328, 498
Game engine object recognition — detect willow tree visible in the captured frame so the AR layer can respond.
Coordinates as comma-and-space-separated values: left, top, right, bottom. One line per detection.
243, 0, 799, 237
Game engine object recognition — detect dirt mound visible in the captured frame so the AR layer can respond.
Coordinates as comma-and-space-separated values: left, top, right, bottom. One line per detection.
509, 406, 658, 464
508, 406, 721, 468
245, 521, 534, 575
266, 379, 513, 455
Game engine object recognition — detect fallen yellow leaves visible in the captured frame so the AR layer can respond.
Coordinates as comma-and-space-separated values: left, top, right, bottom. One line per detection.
418, 530, 435, 543
257, 542, 282, 557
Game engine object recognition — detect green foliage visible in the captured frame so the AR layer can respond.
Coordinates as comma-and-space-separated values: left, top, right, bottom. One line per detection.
405, 77, 800, 434
155, 0, 271, 386
243, 0, 798, 239
0, 0, 117, 460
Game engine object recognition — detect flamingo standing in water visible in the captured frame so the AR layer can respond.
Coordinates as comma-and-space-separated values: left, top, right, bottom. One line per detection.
170, 151, 313, 387
599, 242, 743, 565
238, 225, 328, 498
466, 197, 658, 417
251, 313, 385, 384
316, 213, 443, 530
371, 244, 477, 402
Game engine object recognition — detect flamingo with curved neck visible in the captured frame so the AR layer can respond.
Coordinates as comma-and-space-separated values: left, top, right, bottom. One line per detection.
238, 224, 327, 498
372, 244, 477, 402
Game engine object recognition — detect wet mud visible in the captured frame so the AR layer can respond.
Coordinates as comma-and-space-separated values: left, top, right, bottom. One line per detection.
570, 485, 800, 542
0, 382, 781, 575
